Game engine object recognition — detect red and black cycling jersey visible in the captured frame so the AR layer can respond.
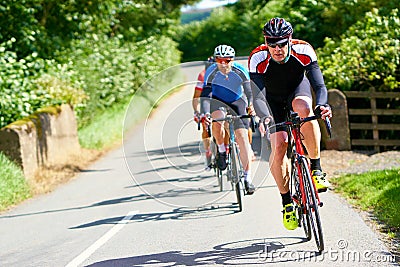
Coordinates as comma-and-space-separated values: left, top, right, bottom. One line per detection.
248, 39, 328, 118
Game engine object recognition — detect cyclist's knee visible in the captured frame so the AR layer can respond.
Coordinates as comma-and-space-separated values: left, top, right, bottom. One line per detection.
271, 134, 288, 155
292, 96, 313, 117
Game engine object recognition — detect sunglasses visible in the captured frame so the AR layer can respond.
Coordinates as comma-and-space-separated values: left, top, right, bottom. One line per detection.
267, 41, 288, 48
216, 58, 233, 64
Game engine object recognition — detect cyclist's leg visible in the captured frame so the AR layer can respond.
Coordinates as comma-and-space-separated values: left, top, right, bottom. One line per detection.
267, 97, 298, 229
210, 100, 226, 149
211, 110, 226, 149
201, 126, 212, 169
266, 97, 290, 194
270, 131, 298, 229
229, 98, 255, 194
291, 78, 330, 190
291, 78, 320, 159
234, 128, 251, 172
223, 125, 230, 152
210, 99, 228, 170
269, 130, 290, 194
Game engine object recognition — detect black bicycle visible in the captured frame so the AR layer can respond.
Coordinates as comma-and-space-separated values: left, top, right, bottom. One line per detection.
213, 113, 256, 212
269, 111, 331, 252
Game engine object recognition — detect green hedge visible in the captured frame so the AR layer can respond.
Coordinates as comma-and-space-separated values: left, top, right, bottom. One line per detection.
56, 35, 181, 127
0, 39, 85, 129
318, 8, 400, 92
0, 35, 181, 129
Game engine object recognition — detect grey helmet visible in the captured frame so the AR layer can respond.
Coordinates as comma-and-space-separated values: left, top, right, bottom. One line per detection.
213, 44, 235, 58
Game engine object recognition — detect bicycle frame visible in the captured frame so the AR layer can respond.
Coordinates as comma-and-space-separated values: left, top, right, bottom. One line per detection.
271, 111, 331, 252
213, 113, 255, 212
227, 118, 243, 182
287, 115, 322, 210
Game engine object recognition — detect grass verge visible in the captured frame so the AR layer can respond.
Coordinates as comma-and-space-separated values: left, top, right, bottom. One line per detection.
332, 168, 400, 255
0, 153, 31, 211
78, 69, 185, 150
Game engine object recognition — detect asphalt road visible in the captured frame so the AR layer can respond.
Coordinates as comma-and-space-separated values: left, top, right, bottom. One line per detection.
0, 62, 397, 267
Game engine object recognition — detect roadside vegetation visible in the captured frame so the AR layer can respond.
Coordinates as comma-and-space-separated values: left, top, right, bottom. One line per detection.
332, 169, 400, 254
333, 169, 400, 229
0, 153, 31, 211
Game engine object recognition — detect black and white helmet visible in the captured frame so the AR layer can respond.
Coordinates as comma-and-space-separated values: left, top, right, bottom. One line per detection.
263, 17, 293, 40
213, 44, 235, 58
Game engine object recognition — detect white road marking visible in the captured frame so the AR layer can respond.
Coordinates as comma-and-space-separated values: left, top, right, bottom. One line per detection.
65, 210, 138, 267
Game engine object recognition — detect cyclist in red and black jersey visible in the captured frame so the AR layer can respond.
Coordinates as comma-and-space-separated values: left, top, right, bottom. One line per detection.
248, 17, 332, 230
193, 57, 215, 170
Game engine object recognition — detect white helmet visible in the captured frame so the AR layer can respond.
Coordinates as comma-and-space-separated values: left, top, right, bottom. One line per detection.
213, 44, 235, 58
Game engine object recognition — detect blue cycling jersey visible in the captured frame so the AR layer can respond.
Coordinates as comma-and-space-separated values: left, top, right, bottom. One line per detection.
203, 62, 250, 103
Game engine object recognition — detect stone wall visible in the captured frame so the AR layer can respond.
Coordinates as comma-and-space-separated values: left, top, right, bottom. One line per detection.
324, 89, 351, 150
0, 104, 80, 179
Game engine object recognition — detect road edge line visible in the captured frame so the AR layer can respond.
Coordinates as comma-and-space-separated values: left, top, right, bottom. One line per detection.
65, 210, 138, 267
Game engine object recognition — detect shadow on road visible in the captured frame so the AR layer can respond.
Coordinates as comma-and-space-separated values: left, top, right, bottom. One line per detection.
84, 237, 313, 266
69, 203, 238, 229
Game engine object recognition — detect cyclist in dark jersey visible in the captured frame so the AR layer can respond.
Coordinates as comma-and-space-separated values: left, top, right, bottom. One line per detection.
248, 18, 332, 230
201, 44, 256, 195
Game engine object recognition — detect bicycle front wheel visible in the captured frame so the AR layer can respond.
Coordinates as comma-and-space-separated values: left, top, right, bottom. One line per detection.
231, 143, 243, 212
300, 157, 324, 252
291, 157, 311, 241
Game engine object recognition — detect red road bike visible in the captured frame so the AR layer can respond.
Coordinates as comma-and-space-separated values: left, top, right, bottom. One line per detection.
270, 111, 331, 252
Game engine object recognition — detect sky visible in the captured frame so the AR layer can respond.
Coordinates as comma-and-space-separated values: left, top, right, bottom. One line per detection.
181, 0, 238, 12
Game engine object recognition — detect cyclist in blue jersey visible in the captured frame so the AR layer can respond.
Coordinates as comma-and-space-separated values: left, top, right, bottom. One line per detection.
201, 44, 256, 195
248, 18, 332, 230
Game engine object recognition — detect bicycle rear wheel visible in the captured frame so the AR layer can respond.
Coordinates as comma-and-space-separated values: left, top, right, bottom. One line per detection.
231, 143, 243, 212
291, 157, 311, 240
300, 156, 324, 252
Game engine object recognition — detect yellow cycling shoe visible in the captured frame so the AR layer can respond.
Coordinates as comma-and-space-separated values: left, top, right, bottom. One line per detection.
282, 203, 298, 230
312, 170, 331, 192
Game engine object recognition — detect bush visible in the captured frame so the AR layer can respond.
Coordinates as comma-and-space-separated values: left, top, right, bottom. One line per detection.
0, 39, 85, 128
318, 9, 400, 91
55, 34, 181, 127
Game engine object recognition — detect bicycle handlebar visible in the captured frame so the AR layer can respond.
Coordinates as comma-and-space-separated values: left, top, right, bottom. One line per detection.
269, 113, 332, 138
213, 114, 256, 132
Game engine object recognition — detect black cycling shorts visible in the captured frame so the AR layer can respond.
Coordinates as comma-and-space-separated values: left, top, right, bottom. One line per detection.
268, 76, 313, 133
210, 96, 249, 129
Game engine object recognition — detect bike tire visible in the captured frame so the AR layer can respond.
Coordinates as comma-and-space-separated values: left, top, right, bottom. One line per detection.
211, 139, 223, 192
291, 157, 311, 241
231, 143, 243, 212
300, 157, 324, 252
217, 167, 223, 191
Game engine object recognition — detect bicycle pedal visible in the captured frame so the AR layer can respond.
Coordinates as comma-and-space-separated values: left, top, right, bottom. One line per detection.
317, 188, 328, 193
319, 202, 324, 207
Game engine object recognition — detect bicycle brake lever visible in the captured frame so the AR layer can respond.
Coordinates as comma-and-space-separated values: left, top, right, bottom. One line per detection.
324, 117, 332, 138
250, 116, 256, 133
